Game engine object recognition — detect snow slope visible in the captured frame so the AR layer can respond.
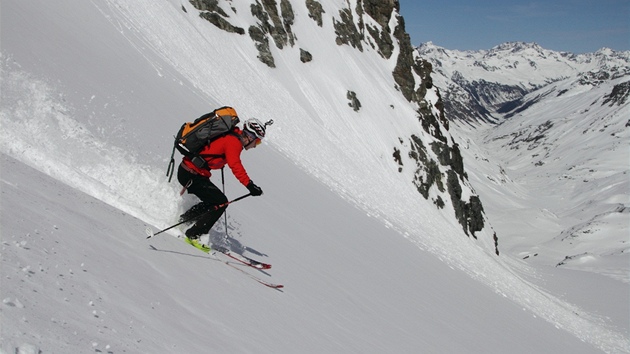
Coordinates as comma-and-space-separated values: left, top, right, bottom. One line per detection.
1, 151, 610, 354
1, 0, 628, 353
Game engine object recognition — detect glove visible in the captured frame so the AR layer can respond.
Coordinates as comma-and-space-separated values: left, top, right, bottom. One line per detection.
246, 181, 263, 196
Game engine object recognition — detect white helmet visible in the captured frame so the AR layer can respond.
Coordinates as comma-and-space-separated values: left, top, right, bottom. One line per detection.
244, 118, 273, 139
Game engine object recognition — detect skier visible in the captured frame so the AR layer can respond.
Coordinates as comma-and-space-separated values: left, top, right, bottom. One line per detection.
177, 118, 268, 240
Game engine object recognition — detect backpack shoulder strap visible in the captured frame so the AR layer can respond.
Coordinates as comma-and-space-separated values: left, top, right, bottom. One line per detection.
198, 131, 240, 159
166, 144, 177, 182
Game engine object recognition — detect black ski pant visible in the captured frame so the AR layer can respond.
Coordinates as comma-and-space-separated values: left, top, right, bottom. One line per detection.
177, 164, 228, 237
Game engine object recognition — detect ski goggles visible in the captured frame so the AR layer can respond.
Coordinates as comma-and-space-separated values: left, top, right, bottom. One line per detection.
244, 130, 262, 147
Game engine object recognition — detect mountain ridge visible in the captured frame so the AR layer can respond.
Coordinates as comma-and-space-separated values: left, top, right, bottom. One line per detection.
417, 41, 630, 124
179, 0, 496, 248
418, 41, 629, 280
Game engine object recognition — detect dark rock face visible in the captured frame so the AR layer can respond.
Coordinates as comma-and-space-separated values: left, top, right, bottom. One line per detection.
362, 0, 396, 59
602, 81, 630, 106
189, 0, 245, 34
446, 170, 485, 238
248, 25, 275, 67
408, 134, 443, 200
249, 0, 296, 50
248, 0, 297, 67
347, 91, 362, 112
300, 48, 313, 63
333, 7, 364, 51
190, 0, 296, 68
329, 1, 423, 103
305, 0, 325, 27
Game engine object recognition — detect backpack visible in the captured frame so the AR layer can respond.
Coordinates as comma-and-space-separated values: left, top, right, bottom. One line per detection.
166, 106, 240, 182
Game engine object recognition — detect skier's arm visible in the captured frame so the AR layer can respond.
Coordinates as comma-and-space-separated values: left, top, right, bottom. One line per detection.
224, 137, 251, 186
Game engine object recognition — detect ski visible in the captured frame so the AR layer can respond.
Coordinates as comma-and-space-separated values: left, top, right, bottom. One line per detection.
149, 243, 283, 289
223, 262, 284, 289
145, 227, 271, 270
212, 245, 272, 270
184, 241, 281, 289
182, 237, 271, 270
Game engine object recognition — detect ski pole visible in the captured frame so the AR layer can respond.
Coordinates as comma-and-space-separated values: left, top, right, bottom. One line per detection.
146, 193, 251, 238
221, 167, 230, 240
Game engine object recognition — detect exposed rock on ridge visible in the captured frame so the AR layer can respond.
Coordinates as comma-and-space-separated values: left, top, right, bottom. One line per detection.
186, 0, 493, 248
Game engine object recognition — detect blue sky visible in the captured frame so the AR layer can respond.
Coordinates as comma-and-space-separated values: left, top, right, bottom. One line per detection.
397, 0, 629, 54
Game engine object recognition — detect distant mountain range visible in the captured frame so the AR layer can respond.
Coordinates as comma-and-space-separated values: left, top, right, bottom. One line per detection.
417, 41, 630, 278
417, 41, 630, 125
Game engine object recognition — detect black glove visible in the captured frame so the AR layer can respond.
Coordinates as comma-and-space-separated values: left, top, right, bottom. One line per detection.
247, 181, 263, 196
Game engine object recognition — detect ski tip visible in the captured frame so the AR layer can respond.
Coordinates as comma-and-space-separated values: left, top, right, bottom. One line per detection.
145, 227, 155, 239
258, 281, 284, 289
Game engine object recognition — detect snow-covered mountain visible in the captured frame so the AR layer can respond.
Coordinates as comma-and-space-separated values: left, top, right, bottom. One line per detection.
417, 41, 629, 282
417, 41, 630, 124
1, 1, 628, 353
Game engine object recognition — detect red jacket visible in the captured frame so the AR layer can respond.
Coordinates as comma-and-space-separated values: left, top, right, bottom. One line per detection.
181, 129, 251, 186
